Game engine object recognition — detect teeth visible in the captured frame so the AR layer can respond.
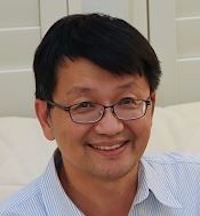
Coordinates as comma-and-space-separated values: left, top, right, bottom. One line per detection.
92, 143, 123, 151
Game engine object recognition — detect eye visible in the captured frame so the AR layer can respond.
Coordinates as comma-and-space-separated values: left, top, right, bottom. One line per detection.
78, 102, 92, 108
118, 97, 137, 105
117, 97, 141, 109
71, 101, 96, 112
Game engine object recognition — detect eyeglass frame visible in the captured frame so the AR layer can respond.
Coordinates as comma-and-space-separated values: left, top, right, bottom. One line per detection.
46, 97, 152, 124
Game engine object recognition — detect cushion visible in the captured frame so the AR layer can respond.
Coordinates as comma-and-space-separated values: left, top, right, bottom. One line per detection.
146, 102, 200, 153
0, 117, 55, 201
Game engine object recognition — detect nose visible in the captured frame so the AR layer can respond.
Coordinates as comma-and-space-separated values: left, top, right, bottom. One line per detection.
94, 108, 124, 136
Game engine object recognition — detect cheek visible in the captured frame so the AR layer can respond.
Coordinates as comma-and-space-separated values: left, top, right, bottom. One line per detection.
52, 119, 90, 151
131, 116, 152, 133
140, 115, 152, 136
128, 115, 153, 147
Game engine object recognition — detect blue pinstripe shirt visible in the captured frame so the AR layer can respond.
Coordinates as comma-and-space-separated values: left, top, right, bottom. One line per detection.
1, 151, 200, 215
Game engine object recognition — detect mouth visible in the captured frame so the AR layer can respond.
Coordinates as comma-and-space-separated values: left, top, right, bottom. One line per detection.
87, 140, 129, 157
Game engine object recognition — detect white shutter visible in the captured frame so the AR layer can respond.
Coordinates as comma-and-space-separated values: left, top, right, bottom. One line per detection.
67, 0, 148, 38
0, 0, 67, 117
149, 0, 200, 105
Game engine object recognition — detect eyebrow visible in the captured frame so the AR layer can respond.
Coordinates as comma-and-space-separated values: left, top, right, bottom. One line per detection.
66, 87, 93, 97
65, 81, 139, 97
117, 82, 137, 90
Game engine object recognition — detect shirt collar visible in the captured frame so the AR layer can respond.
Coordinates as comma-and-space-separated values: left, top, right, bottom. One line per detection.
133, 157, 182, 208
40, 150, 181, 215
40, 149, 85, 216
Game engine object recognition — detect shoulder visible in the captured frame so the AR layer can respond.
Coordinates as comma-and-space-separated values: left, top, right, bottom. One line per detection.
141, 153, 200, 210
143, 152, 200, 165
143, 153, 200, 180
0, 177, 46, 215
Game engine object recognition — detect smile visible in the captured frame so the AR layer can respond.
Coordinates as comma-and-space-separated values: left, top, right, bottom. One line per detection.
91, 143, 125, 151
87, 140, 129, 157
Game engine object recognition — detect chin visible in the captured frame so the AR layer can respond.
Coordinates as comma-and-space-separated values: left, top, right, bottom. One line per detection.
92, 159, 138, 181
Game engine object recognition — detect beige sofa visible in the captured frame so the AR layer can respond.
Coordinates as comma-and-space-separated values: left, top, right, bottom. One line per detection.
0, 102, 200, 202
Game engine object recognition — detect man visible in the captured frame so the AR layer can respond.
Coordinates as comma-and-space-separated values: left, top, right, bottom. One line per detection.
0, 13, 200, 216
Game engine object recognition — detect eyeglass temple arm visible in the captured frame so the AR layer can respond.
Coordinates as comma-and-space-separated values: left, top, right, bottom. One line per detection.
47, 100, 70, 111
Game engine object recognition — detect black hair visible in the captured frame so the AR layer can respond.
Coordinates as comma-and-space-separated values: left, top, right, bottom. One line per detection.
33, 13, 161, 100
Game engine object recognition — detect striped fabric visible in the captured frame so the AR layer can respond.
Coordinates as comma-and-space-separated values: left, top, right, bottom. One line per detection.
0, 152, 200, 215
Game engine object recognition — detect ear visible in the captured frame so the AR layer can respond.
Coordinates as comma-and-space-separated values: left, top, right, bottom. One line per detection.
35, 99, 55, 140
150, 92, 156, 115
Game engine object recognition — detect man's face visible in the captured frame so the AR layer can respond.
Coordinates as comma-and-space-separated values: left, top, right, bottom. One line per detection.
37, 58, 155, 181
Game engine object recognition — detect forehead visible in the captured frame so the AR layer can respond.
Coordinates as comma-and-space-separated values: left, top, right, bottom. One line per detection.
54, 58, 150, 98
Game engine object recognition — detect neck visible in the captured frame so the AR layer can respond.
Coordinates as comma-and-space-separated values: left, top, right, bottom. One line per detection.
59, 163, 139, 216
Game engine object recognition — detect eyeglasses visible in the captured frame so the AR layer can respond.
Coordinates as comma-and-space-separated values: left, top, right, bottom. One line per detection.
47, 97, 152, 124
